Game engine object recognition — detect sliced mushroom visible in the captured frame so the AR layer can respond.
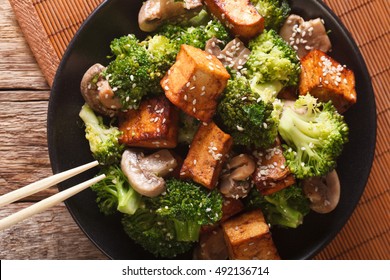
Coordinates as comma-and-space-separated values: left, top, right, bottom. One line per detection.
219, 154, 255, 199
80, 63, 121, 117
138, 0, 203, 32
205, 37, 251, 71
279, 14, 332, 58
138, 149, 177, 177
121, 149, 177, 197
302, 169, 340, 214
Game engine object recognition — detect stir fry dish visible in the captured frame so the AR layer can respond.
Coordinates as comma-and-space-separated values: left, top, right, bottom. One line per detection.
78, 0, 356, 260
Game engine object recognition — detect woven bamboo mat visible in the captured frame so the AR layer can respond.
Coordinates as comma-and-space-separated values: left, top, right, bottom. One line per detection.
9, 0, 390, 259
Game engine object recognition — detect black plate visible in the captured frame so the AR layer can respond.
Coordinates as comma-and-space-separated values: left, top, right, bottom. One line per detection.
48, 0, 376, 259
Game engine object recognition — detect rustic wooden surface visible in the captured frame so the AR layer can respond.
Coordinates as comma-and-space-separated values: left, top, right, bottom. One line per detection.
0, 0, 389, 260
0, 0, 107, 259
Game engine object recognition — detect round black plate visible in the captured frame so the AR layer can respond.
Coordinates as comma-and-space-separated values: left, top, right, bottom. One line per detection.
48, 0, 376, 259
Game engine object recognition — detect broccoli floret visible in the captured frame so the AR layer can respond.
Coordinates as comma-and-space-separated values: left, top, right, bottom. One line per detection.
217, 76, 280, 148
122, 209, 193, 258
178, 112, 200, 144
148, 178, 223, 242
91, 165, 142, 215
251, 0, 291, 31
245, 29, 300, 90
157, 19, 230, 51
245, 185, 310, 228
104, 35, 154, 110
142, 34, 178, 92
121, 178, 223, 258
278, 94, 349, 179
79, 103, 124, 165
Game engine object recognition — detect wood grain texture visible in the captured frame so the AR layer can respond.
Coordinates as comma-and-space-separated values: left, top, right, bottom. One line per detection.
0, 0, 48, 89
0, 90, 56, 200
0, 203, 107, 259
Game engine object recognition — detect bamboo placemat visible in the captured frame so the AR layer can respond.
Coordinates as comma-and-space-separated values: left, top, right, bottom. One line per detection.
8, 0, 390, 259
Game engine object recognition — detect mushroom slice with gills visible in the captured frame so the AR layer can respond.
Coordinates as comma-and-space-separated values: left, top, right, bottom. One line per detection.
205, 37, 251, 71
302, 170, 340, 214
121, 149, 174, 197
80, 63, 121, 117
279, 14, 332, 58
138, 149, 177, 177
138, 0, 203, 32
219, 154, 256, 199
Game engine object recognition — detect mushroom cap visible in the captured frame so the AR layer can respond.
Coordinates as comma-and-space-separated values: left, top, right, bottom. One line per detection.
219, 154, 255, 199
302, 170, 340, 214
80, 63, 120, 117
138, 0, 203, 32
121, 149, 166, 197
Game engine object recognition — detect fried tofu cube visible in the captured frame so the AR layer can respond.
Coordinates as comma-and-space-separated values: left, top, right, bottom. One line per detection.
161, 44, 230, 122
221, 197, 245, 222
180, 122, 233, 189
195, 226, 229, 260
204, 0, 264, 40
299, 49, 357, 113
119, 95, 179, 148
257, 174, 296, 196
222, 209, 280, 260
252, 141, 295, 195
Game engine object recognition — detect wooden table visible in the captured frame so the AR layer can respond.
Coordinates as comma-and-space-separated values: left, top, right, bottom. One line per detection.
0, 0, 389, 260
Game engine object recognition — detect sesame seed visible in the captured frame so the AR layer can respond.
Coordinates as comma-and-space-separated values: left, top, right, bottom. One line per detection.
237, 125, 244, 131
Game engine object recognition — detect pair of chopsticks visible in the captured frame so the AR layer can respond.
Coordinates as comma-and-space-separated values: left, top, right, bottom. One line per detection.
0, 161, 105, 231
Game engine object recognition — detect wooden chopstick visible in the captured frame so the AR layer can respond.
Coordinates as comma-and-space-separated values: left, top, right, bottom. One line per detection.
0, 174, 105, 231
0, 160, 105, 231
0, 160, 99, 207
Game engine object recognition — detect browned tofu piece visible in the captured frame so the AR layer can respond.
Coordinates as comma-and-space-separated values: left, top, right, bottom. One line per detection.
204, 0, 264, 41
180, 122, 233, 189
222, 209, 280, 260
299, 49, 357, 113
194, 226, 229, 260
252, 141, 295, 195
119, 95, 179, 148
221, 197, 245, 222
257, 174, 296, 196
161, 44, 230, 122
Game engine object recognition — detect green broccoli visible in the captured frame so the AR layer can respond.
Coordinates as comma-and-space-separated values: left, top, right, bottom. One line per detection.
91, 165, 142, 215
148, 179, 223, 241
122, 178, 223, 258
122, 209, 193, 258
278, 94, 349, 179
104, 35, 154, 110
245, 185, 310, 228
245, 29, 300, 94
157, 19, 230, 51
217, 75, 281, 149
251, 0, 291, 31
142, 34, 178, 92
79, 103, 124, 165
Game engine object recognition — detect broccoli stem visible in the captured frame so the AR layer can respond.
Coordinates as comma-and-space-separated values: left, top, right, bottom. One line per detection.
117, 184, 142, 215
173, 219, 201, 242
264, 197, 303, 228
